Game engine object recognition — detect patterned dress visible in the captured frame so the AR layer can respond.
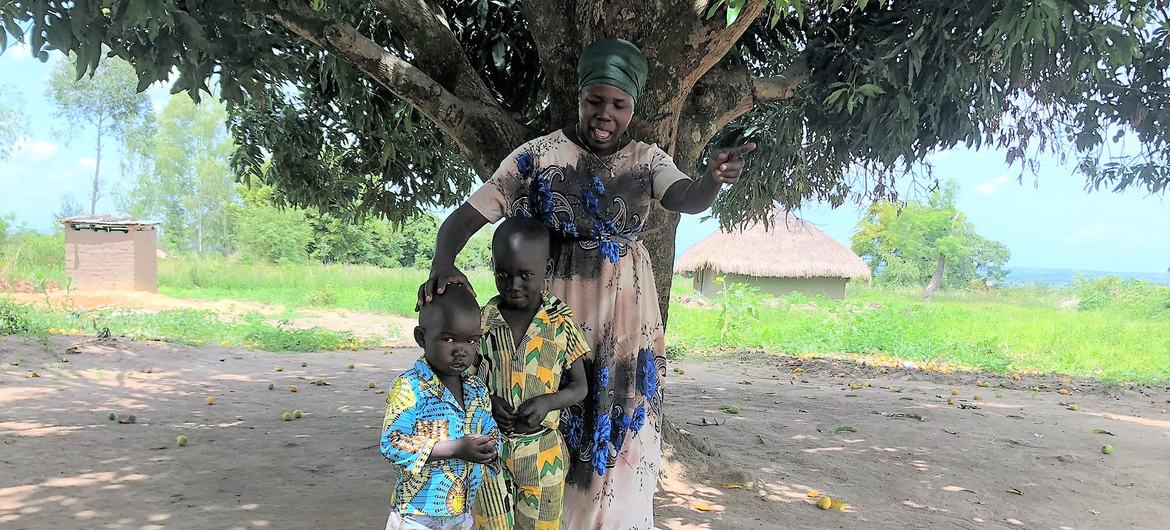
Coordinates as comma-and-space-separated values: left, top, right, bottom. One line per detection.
466, 129, 690, 529
473, 292, 591, 530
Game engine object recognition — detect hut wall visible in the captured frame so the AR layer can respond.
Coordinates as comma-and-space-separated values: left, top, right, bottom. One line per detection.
695, 268, 848, 299
64, 227, 158, 292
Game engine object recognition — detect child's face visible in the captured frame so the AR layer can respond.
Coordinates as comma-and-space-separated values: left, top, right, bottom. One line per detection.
493, 238, 549, 310
416, 306, 481, 378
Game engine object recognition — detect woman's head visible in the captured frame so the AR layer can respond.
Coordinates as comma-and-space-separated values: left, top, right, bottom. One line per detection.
577, 38, 647, 153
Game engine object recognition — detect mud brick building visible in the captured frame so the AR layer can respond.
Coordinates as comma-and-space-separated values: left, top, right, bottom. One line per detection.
61, 216, 159, 292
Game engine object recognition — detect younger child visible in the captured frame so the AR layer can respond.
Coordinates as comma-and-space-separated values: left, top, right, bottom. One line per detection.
473, 217, 589, 530
380, 285, 500, 530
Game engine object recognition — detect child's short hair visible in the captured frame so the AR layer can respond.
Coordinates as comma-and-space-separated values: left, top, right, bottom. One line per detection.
493, 217, 551, 254
418, 283, 479, 330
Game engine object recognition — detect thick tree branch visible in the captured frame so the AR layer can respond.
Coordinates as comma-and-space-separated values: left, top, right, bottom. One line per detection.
251, 1, 530, 178
518, 0, 580, 127
371, 0, 496, 107
676, 49, 812, 167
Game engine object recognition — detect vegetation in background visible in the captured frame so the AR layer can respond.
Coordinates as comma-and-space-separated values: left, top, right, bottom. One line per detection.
852, 181, 1011, 296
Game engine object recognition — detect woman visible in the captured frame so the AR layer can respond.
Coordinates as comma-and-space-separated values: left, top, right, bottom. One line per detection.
418, 38, 755, 529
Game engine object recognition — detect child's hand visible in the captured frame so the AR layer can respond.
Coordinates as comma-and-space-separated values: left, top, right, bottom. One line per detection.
491, 395, 517, 434
515, 395, 553, 433
455, 434, 497, 464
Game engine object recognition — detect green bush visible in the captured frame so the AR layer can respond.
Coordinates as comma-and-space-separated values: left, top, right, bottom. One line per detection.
0, 298, 37, 335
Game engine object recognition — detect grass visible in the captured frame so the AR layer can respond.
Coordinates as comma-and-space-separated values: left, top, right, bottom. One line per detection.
1, 297, 378, 352
667, 280, 1170, 383
4, 234, 1169, 382
158, 257, 495, 314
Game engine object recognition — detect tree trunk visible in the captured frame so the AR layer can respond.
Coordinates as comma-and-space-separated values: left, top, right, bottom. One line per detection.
90, 115, 104, 216
924, 253, 946, 300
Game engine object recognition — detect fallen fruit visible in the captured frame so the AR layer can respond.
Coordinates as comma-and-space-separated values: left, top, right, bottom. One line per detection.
282, 412, 293, 421
301, 362, 308, 367
289, 385, 299, 393
368, 381, 376, 389
951, 389, 959, 396
176, 435, 188, 446
314, 378, 325, 386
268, 383, 275, 390
1059, 388, 1070, 395
293, 409, 303, 419
1012, 373, 1022, 381
816, 496, 832, 510
108, 411, 117, 420
947, 398, 956, 405
347, 363, 355, 369
806, 490, 821, 498
973, 394, 983, 401
275, 365, 284, 372
206, 396, 215, 406
1068, 404, 1081, 412
1101, 444, 1113, 455
673, 367, 686, 375
693, 504, 716, 512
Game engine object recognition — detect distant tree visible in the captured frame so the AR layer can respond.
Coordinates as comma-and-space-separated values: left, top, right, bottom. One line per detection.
55, 193, 84, 220
46, 53, 150, 215
851, 181, 1010, 297
0, 85, 25, 160
230, 184, 313, 264
123, 96, 235, 254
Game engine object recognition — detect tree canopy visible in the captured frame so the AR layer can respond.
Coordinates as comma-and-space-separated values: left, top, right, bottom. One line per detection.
3, 0, 1167, 317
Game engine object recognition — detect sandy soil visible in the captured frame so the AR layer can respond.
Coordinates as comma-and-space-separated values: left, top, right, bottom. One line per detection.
1, 336, 1168, 530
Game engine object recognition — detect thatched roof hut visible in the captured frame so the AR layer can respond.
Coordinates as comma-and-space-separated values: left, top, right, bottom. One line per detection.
675, 216, 871, 299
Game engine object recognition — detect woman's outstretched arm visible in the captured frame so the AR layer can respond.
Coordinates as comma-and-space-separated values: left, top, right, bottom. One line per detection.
659, 142, 757, 214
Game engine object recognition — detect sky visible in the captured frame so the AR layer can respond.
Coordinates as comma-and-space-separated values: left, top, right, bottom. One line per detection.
2, 43, 1169, 273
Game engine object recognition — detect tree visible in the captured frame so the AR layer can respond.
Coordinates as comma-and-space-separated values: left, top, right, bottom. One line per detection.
123, 96, 236, 254
0, 84, 25, 160
7, 0, 1167, 322
46, 53, 151, 215
55, 193, 84, 220
231, 184, 313, 264
851, 181, 1011, 296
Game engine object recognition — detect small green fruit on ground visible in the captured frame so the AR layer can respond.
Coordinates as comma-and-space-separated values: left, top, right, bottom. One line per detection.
293, 410, 303, 419
268, 383, 275, 390
301, 362, 308, 367
816, 496, 832, 510
347, 363, 355, 370
274, 365, 283, 372
368, 381, 376, 389
108, 412, 117, 420
282, 412, 293, 421
206, 396, 215, 405
289, 385, 299, 393
1101, 444, 1113, 454
176, 435, 188, 446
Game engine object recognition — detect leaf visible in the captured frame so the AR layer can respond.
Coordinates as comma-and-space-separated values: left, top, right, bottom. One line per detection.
1007, 487, 1023, 496
858, 0, 870, 10
693, 504, 718, 512
726, 0, 745, 26
835, 425, 857, 433
1092, 428, 1115, 436
719, 482, 747, 489
855, 83, 886, 97
492, 40, 506, 69
719, 404, 741, 414
706, 0, 727, 19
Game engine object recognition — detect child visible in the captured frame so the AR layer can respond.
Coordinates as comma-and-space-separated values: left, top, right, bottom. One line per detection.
380, 284, 500, 530
472, 217, 589, 530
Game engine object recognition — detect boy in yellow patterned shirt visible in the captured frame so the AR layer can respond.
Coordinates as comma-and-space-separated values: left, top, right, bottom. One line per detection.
472, 217, 589, 530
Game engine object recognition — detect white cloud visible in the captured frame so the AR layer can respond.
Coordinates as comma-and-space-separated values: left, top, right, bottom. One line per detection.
975, 175, 1010, 196
13, 138, 57, 159
4, 42, 31, 61
79, 157, 98, 170
1069, 222, 1126, 243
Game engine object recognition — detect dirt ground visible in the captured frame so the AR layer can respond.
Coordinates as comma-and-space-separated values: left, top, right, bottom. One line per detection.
1, 336, 1168, 530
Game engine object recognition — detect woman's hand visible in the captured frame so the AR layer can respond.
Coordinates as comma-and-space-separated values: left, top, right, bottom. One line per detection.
416, 264, 476, 311
704, 142, 758, 186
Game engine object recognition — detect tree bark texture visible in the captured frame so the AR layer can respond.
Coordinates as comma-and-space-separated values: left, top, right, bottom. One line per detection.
260, 0, 809, 326
924, 253, 946, 300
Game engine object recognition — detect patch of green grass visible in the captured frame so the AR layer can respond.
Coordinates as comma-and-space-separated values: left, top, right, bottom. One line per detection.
667, 284, 1170, 383
4, 298, 375, 352
159, 257, 494, 314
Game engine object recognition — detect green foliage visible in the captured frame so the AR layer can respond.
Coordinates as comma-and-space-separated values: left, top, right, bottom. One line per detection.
45, 53, 151, 214
4, 1, 1165, 227
851, 181, 1010, 288
0, 297, 36, 335
714, 275, 764, 343
0, 227, 67, 287
122, 96, 236, 254
231, 185, 313, 264
667, 282, 1170, 383
1075, 276, 1170, 318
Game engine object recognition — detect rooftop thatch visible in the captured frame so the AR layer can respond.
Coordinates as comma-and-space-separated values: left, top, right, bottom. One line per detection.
675, 216, 871, 282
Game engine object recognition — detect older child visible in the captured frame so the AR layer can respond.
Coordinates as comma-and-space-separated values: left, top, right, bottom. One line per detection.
380, 285, 500, 530
473, 217, 589, 530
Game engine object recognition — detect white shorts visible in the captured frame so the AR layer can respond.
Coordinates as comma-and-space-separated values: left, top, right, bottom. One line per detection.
385, 511, 473, 530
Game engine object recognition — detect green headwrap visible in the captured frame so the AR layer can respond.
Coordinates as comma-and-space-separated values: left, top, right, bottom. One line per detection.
577, 38, 648, 103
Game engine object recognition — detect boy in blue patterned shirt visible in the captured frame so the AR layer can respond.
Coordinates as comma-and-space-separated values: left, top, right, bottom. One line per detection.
380, 285, 501, 530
